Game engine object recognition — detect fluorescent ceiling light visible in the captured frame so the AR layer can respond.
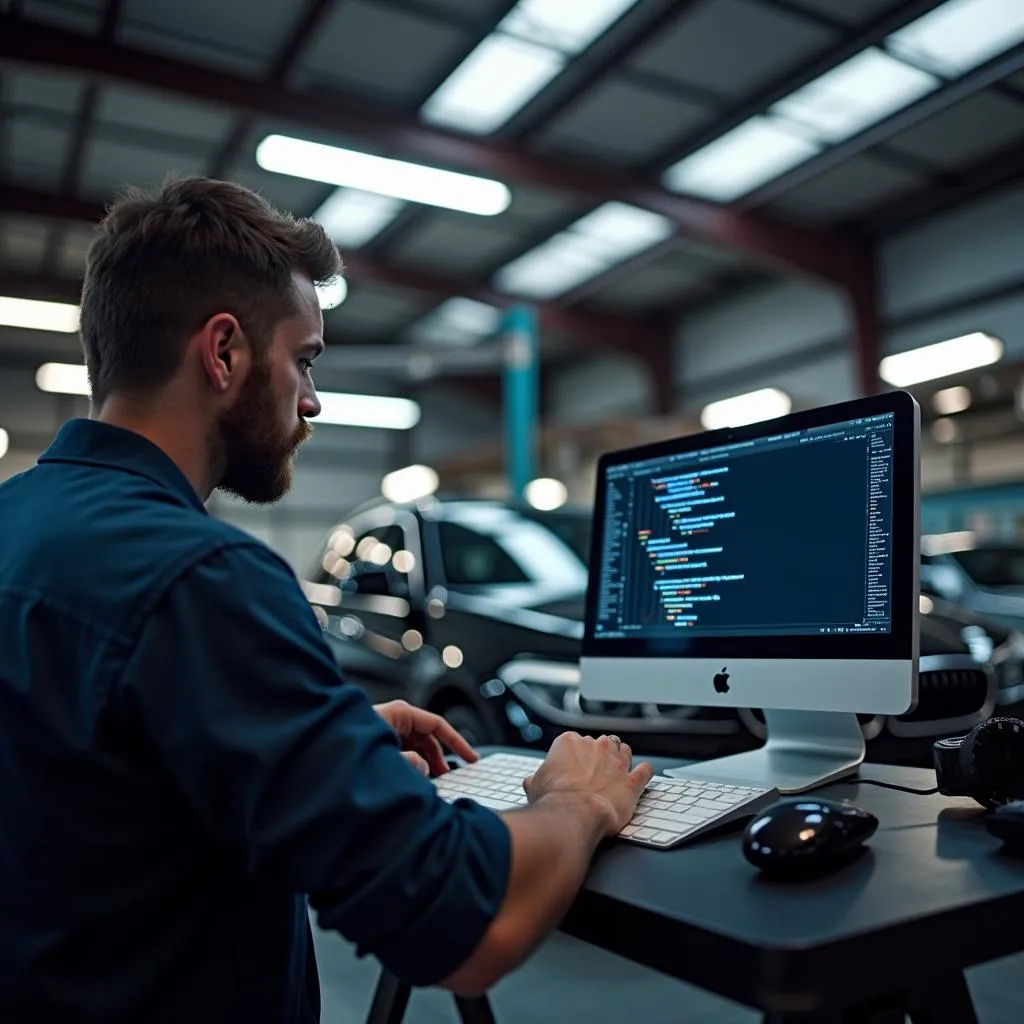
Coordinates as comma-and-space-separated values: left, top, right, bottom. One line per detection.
662, 117, 822, 202
494, 201, 673, 299
770, 48, 938, 144
525, 477, 568, 511
256, 135, 510, 217
422, 34, 564, 135
500, 0, 641, 54
316, 392, 420, 430
0, 296, 80, 333
887, 0, 1024, 78
313, 188, 404, 248
879, 333, 1003, 386
0, 427, 8, 460
381, 464, 439, 503
701, 388, 793, 430
315, 277, 347, 310
36, 362, 90, 396
932, 385, 972, 416
409, 297, 502, 346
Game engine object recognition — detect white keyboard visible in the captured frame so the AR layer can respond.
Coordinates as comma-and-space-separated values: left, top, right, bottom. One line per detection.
433, 752, 779, 849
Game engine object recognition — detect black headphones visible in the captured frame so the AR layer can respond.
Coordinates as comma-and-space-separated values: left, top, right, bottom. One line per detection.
934, 717, 1024, 809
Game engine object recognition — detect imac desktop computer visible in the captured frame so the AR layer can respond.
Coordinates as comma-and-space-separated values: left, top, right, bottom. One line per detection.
580, 391, 920, 794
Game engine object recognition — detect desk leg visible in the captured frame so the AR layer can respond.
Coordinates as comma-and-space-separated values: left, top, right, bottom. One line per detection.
762, 971, 979, 1024
365, 970, 412, 1024
454, 994, 498, 1024
365, 969, 499, 1024
907, 972, 979, 1024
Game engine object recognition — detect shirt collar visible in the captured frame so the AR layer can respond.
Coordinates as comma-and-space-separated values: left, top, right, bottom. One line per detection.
38, 419, 207, 514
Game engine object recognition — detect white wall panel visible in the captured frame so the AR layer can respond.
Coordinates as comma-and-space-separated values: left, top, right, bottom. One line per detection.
882, 185, 1024, 322
678, 279, 848, 386
548, 353, 652, 423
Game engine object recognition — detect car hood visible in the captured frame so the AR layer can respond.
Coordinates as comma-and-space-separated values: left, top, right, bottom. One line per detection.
531, 594, 587, 619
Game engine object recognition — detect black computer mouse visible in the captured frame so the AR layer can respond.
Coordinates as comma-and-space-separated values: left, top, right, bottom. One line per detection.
742, 798, 878, 879
986, 801, 1024, 855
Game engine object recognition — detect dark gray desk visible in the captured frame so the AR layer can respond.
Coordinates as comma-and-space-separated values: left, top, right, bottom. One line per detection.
366, 754, 1024, 1024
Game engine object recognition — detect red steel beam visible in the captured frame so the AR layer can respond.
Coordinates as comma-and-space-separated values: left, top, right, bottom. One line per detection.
208, 0, 340, 179
0, 183, 660, 354
845, 247, 881, 397
0, 13, 864, 287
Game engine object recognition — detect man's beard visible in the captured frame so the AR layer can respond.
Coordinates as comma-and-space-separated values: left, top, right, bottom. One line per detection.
215, 357, 311, 504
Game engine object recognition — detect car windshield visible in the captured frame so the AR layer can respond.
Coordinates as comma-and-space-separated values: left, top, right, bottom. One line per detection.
518, 509, 592, 565
951, 547, 1024, 588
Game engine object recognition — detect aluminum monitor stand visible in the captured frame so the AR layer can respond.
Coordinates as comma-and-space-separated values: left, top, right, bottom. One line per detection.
664, 710, 866, 794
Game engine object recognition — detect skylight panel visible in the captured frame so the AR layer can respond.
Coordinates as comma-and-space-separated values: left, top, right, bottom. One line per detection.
662, 117, 822, 201
770, 48, 939, 144
500, 0, 641, 55
887, 0, 1024, 78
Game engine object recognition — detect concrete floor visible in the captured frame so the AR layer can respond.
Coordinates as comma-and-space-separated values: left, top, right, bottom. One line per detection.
311, 922, 1024, 1024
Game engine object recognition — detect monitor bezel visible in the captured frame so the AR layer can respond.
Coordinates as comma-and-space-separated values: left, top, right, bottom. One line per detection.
582, 390, 919, 662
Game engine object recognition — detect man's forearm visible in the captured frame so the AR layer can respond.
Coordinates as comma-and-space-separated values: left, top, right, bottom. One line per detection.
441, 793, 608, 994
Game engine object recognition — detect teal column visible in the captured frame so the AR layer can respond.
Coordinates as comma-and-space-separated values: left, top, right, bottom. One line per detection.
501, 304, 538, 500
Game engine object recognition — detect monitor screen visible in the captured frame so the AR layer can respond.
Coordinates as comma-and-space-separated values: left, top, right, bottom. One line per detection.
592, 411, 894, 641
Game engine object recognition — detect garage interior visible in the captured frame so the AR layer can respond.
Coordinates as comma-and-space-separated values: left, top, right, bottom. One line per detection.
2, 0, 1024, 1020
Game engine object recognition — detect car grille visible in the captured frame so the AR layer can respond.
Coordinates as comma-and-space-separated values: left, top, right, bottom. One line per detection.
895, 666, 991, 722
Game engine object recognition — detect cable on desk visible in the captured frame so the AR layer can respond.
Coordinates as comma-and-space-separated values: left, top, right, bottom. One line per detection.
842, 778, 940, 795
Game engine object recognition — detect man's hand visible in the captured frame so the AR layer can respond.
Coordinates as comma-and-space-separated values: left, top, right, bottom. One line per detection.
375, 700, 479, 777
523, 732, 653, 836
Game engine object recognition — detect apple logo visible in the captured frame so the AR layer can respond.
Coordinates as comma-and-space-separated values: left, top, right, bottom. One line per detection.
713, 667, 730, 694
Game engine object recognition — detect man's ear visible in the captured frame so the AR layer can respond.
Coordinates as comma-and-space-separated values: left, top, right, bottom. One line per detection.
198, 313, 247, 394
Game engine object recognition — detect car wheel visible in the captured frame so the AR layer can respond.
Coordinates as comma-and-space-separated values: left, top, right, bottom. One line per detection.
441, 703, 492, 748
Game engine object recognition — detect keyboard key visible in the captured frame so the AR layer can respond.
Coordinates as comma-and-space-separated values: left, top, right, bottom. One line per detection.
649, 831, 677, 845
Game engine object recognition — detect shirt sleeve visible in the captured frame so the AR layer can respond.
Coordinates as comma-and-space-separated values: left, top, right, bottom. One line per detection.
119, 542, 511, 986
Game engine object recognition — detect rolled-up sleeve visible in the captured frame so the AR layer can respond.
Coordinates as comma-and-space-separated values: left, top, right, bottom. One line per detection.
119, 542, 510, 986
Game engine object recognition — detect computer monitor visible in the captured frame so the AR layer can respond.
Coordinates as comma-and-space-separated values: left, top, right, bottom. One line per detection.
581, 391, 920, 793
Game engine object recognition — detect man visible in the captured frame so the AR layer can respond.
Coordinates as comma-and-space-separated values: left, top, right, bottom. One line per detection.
0, 178, 652, 1022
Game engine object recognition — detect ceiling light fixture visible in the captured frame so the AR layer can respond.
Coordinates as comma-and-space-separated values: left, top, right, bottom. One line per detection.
256, 135, 511, 216
36, 362, 90, 396
932, 385, 972, 416
700, 388, 793, 430
524, 477, 568, 511
316, 392, 421, 430
381, 464, 440, 503
879, 333, 1003, 386
1, 296, 80, 333
0, 427, 8, 460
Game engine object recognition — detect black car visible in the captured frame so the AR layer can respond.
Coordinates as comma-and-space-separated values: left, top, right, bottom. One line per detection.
304, 498, 997, 765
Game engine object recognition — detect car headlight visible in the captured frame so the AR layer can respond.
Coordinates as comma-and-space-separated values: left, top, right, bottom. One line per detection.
961, 624, 994, 664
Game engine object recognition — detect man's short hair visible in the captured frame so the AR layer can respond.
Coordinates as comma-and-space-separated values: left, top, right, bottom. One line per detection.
80, 177, 342, 405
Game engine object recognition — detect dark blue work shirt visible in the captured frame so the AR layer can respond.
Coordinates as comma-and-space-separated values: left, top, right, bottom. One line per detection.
0, 419, 510, 1023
